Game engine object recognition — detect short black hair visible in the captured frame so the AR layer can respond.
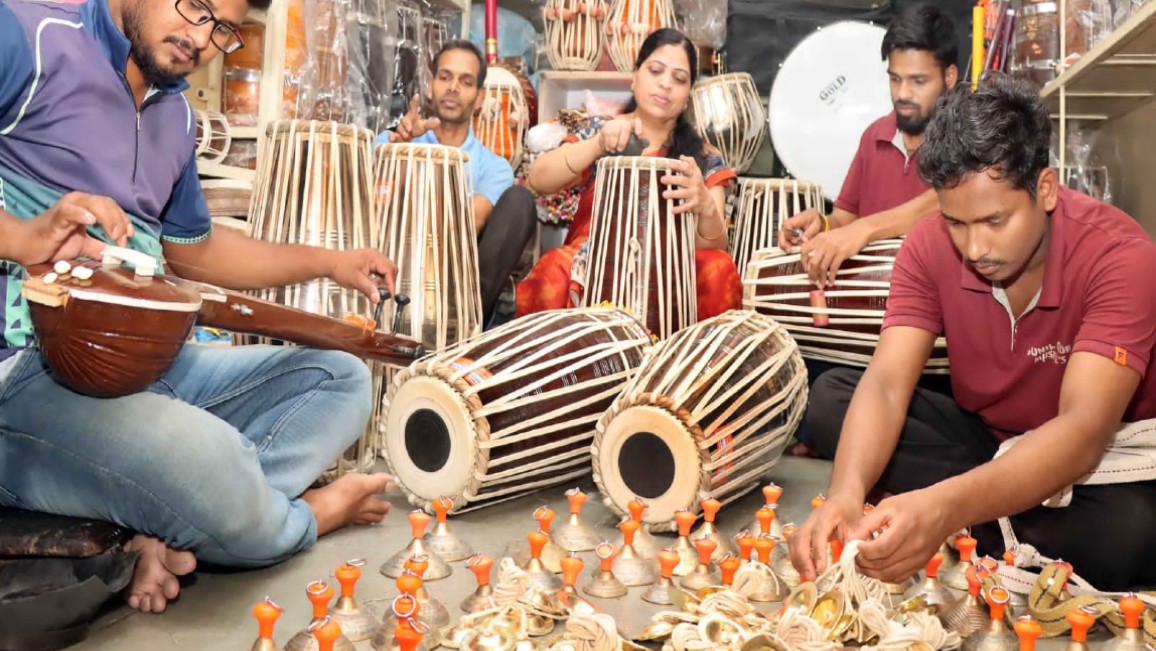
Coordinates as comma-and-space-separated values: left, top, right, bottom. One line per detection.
882, 2, 959, 72
919, 74, 1052, 199
433, 40, 487, 87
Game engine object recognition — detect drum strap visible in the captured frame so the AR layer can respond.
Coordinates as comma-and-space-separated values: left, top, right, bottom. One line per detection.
990, 419, 1156, 639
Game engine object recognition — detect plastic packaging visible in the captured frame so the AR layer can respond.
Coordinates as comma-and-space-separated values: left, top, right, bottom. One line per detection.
1012, 0, 1113, 86
674, 0, 725, 50
1053, 123, 1115, 204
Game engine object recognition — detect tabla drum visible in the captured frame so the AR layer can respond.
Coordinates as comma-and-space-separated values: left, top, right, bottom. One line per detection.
383, 308, 652, 512
603, 0, 677, 72
768, 21, 891, 202
544, 0, 608, 71
690, 73, 767, 175
741, 240, 949, 373
728, 177, 825, 274
592, 310, 807, 529
193, 110, 231, 164
372, 143, 483, 353
473, 66, 531, 169
578, 156, 696, 340
246, 120, 382, 474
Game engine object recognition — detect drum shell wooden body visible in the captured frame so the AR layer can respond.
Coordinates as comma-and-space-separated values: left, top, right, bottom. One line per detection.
194, 110, 232, 164
544, 0, 606, 71
728, 177, 824, 275
690, 73, 767, 175
593, 310, 807, 528
580, 156, 696, 340
604, 0, 676, 72
741, 240, 949, 373
472, 67, 531, 169
384, 308, 651, 512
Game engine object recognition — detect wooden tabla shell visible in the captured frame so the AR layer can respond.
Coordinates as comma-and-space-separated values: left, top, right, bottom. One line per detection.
741, 240, 949, 373
592, 310, 807, 528
690, 73, 767, 175
383, 308, 651, 512
604, 0, 676, 72
473, 67, 530, 169
729, 177, 824, 274
579, 156, 696, 340
544, 0, 607, 71
194, 110, 231, 164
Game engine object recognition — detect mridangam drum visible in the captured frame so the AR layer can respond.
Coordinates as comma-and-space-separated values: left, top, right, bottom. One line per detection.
729, 177, 824, 274
384, 308, 652, 512
246, 119, 381, 474
544, 0, 608, 71
593, 310, 807, 529
578, 156, 696, 340
690, 73, 767, 175
741, 240, 949, 373
604, 0, 677, 72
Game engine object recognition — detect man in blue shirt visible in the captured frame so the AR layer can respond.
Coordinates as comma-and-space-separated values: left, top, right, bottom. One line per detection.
0, 0, 399, 614
378, 40, 536, 327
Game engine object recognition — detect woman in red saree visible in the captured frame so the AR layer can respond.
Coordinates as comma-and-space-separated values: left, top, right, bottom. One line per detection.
516, 28, 742, 322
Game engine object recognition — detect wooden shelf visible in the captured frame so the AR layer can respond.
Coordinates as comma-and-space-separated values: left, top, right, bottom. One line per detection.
230, 125, 261, 140
1042, 1, 1156, 122
537, 71, 633, 123
196, 161, 257, 182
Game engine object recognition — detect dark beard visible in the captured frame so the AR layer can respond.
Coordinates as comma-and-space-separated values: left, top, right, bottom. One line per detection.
895, 110, 932, 135
122, 6, 195, 88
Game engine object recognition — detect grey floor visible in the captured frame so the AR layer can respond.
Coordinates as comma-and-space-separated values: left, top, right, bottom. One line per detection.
76, 455, 1097, 649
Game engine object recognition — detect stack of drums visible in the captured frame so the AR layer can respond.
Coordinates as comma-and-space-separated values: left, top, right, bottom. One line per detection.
543, 0, 608, 71
246, 120, 381, 475
728, 177, 824, 274
689, 73, 767, 175
578, 156, 696, 340
604, 0, 677, 71
593, 310, 807, 529
742, 240, 950, 373
384, 308, 652, 512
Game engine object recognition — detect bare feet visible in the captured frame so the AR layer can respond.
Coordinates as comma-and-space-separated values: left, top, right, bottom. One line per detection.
302, 472, 395, 536
787, 442, 824, 458
124, 535, 196, 613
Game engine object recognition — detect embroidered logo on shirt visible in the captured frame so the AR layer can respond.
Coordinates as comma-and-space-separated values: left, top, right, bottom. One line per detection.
1027, 341, 1071, 365
1115, 347, 1128, 366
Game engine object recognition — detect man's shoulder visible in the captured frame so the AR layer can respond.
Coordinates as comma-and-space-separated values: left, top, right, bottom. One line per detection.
468, 139, 514, 177
2, 0, 84, 27
1061, 189, 1156, 274
861, 112, 898, 144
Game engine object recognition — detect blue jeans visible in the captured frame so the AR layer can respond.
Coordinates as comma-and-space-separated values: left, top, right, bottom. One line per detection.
0, 344, 372, 568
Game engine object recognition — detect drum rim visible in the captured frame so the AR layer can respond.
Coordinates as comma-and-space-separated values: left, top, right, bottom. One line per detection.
373, 141, 470, 163
264, 119, 375, 140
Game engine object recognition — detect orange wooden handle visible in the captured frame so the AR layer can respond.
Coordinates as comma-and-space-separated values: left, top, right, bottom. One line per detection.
1120, 595, 1145, 629
404, 555, 429, 579
468, 555, 493, 587
956, 535, 977, 561
335, 564, 360, 597
719, 555, 740, 586
754, 535, 776, 564
830, 539, 844, 563
597, 542, 618, 571
657, 549, 680, 578
620, 519, 639, 546
1067, 607, 1096, 642
253, 598, 281, 639
925, 552, 944, 578
397, 572, 422, 596
675, 510, 696, 536
535, 506, 556, 533
408, 510, 431, 538
987, 587, 1010, 621
810, 494, 826, 509
628, 499, 646, 522
1003, 549, 1016, 566
694, 537, 717, 563
434, 497, 453, 523
701, 498, 721, 522
561, 555, 584, 586
762, 483, 782, 505
965, 564, 981, 595
781, 523, 797, 541
306, 581, 333, 619
311, 618, 342, 651
755, 506, 775, 534
736, 534, 755, 560
1014, 615, 1042, 651
529, 530, 549, 558
395, 621, 424, 651
566, 488, 587, 514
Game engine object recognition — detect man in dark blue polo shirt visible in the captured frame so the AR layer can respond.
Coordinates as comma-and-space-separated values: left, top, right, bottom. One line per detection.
0, 0, 399, 613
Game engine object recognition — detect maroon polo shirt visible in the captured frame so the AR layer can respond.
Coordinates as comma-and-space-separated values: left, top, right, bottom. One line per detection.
835, 112, 931, 217
883, 187, 1156, 441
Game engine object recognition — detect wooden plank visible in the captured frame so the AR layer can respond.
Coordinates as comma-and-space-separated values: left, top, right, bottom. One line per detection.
196, 161, 257, 182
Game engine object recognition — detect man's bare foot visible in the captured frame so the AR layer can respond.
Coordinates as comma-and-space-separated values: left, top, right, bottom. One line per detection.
787, 442, 824, 458
124, 535, 196, 614
302, 472, 395, 536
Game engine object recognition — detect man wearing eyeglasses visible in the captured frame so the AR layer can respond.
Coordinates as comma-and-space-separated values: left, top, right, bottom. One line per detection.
0, 0, 400, 614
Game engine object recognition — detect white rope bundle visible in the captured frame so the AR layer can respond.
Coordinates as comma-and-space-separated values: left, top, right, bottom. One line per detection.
857, 601, 962, 651
493, 557, 530, 606
545, 613, 620, 651
815, 539, 886, 606
731, 561, 783, 600
775, 607, 841, 651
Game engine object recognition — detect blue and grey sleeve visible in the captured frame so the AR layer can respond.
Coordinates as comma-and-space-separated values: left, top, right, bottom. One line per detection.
0, 2, 35, 123
158, 154, 212, 243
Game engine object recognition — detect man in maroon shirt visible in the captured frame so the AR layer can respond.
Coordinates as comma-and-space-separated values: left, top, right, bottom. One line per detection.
778, 3, 957, 289
789, 75, 1156, 591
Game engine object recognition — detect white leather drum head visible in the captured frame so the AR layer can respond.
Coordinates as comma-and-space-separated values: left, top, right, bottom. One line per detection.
596, 405, 702, 526
384, 375, 478, 502
768, 21, 892, 202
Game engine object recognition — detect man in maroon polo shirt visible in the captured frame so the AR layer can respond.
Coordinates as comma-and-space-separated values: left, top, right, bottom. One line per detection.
789, 75, 1156, 591
778, 3, 957, 289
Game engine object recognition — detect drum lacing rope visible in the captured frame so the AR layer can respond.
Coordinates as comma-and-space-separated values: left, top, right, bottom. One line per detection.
858, 600, 961, 651
544, 613, 620, 651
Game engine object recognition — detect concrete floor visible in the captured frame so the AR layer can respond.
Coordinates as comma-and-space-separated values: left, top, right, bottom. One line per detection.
76, 455, 1096, 650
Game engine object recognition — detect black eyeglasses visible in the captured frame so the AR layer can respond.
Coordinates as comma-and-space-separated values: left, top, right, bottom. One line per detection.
174, 0, 245, 54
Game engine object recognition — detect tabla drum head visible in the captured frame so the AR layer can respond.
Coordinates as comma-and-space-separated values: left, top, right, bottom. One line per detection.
768, 21, 892, 202
383, 375, 479, 502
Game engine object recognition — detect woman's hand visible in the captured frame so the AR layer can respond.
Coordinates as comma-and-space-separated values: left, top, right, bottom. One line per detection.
598, 116, 644, 154
661, 155, 710, 216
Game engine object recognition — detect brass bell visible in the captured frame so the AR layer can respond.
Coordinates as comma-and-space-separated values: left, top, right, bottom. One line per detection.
308, 616, 344, 651
403, 555, 451, 642
961, 586, 1016, 651
381, 510, 453, 580
643, 548, 681, 605
377, 571, 441, 649
584, 541, 627, 598
671, 509, 699, 576
552, 488, 600, 552
691, 497, 736, 561
941, 534, 978, 591
626, 498, 659, 559
286, 581, 356, 651
612, 519, 657, 586
371, 594, 432, 651
940, 564, 989, 637
521, 529, 563, 592
679, 536, 720, 592
1102, 594, 1147, 651
745, 484, 784, 538
515, 506, 567, 573
461, 554, 496, 614
904, 551, 954, 609
249, 597, 285, 651
744, 535, 788, 602
330, 559, 379, 642
1014, 614, 1042, 651
772, 523, 802, 588
423, 497, 474, 562
1066, 605, 1097, 651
